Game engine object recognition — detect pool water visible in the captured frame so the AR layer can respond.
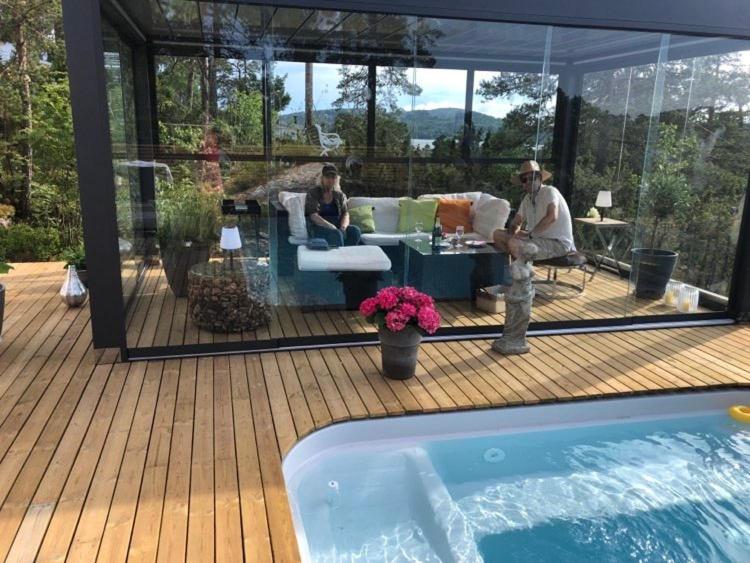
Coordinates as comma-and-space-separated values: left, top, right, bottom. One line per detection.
287, 412, 750, 562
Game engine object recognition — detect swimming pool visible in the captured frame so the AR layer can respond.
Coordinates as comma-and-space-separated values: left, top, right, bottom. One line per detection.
283, 391, 750, 562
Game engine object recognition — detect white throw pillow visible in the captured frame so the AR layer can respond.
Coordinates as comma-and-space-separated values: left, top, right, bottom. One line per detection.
278, 191, 308, 240
474, 196, 511, 240
349, 196, 402, 234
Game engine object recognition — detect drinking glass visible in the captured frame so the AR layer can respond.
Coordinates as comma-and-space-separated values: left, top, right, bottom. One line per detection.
664, 281, 683, 307
455, 225, 465, 247
414, 220, 423, 242
677, 285, 699, 313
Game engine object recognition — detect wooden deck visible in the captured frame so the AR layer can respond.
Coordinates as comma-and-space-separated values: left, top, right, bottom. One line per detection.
0, 262, 747, 562
125, 262, 706, 348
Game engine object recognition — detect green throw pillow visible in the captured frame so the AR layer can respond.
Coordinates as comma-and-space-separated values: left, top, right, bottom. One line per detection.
397, 199, 438, 233
349, 205, 376, 234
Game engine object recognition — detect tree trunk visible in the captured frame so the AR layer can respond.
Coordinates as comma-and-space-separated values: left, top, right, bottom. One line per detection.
17, 19, 33, 219
304, 62, 313, 129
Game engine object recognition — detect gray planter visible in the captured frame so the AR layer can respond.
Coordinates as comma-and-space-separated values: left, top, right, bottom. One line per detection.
161, 241, 211, 297
378, 325, 422, 380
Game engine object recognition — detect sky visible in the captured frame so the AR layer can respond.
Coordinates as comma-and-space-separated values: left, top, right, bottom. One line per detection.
273, 62, 524, 118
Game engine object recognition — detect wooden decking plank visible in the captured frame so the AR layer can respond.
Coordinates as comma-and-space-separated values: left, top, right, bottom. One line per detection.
230, 355, 272, 563
187, 357, 215, 562
259, 354, 300, 455
289, 351, 334, 429
33, 362, 149, 562
244, 354, 300, 562
156, 358, 197, 563
125, 360, 180, 563
213, 356, 244, 563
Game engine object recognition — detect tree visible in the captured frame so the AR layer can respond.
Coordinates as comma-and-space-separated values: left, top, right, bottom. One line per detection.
0, 0, 60, 219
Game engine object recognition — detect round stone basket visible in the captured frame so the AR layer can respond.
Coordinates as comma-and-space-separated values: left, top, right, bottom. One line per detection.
187, 259, 271, 333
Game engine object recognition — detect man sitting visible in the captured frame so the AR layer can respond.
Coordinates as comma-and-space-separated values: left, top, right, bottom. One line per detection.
494, 160, 575, 260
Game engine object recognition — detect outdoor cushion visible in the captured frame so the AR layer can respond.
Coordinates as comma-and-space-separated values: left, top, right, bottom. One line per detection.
397, 199, 438, 233
473, 196, 511, 240
278, 191, 308, 240
438, 199, 473, 234
348, 205, 376, 233
419, 192, 483, 216
360, 232, 426, 246
297, 245, 392, 272
348, 196, 401, 233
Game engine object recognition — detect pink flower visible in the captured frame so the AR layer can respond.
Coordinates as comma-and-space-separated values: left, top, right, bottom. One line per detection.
397, 302, 418, 319
402, 286, 433, 307
385, 310, 408, 332
359, 297, 378, 318
417, 306, 441, 334
376, 287, 400, 310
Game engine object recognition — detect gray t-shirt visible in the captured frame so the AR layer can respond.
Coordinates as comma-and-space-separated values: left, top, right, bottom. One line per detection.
518, 184, 575, 251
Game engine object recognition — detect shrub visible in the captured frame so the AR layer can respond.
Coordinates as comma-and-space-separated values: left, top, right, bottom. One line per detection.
0, 224, 62, 262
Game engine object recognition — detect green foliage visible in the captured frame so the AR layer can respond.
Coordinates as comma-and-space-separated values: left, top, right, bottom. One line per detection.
62, 243, 86, 270
156, 179, 221, 246
0, 224, 61, 261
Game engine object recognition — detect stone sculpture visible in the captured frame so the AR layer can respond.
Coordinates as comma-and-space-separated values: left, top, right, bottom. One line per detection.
492, 241, 538, 355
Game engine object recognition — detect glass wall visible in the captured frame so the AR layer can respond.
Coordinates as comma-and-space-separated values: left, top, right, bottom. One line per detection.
102, 21, 145, 307
102, 1, 750, 352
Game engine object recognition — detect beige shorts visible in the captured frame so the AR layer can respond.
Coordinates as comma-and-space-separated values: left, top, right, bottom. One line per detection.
530, 237, 570, 261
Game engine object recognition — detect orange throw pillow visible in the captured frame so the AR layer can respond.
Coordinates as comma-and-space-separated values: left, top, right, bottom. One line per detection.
438, 199, 473, 233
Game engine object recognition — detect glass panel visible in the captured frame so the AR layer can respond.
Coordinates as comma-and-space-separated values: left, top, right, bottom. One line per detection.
106, 1, 750, 353
270, 61, 369, 157
631, 36, 750, 314
102, 21, 144, 308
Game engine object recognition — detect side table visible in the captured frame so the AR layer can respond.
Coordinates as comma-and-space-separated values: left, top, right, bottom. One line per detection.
187, 259, 271, 332
574, 217, 631, 278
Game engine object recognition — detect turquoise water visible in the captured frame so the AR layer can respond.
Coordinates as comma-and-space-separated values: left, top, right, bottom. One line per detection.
289, 413, 750, 562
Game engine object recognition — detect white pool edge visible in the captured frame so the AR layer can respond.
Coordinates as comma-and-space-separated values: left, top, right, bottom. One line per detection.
282, 389, 750, 562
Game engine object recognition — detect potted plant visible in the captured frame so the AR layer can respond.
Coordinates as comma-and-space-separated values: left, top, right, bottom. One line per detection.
157, 182, 220, 297
0, 254, 13, 337
359, 286, 441, 379
62, 244, 87, 286
631, 126, 693, 299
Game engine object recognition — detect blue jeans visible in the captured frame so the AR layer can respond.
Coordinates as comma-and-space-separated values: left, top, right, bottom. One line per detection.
311, 224, 361, 247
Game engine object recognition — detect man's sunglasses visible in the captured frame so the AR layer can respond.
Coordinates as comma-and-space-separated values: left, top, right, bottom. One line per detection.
519, 173, 539, 184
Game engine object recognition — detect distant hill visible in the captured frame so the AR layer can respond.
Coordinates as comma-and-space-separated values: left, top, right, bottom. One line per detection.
277, 107, 502, 139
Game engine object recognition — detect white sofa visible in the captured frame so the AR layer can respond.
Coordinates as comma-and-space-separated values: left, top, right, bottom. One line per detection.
277, 190, 511, 247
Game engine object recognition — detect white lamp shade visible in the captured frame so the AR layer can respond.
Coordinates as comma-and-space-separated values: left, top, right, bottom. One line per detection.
595, 190, 612, 208
220, 227, 242, 251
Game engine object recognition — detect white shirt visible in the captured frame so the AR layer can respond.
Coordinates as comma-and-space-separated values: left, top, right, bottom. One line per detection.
518, 184, 575, 251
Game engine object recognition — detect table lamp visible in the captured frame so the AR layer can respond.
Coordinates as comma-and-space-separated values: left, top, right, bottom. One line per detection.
220, 226, 242, 269
595, 190, 612, 222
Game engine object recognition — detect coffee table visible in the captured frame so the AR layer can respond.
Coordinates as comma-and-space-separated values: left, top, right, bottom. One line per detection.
400, 238, 510, 300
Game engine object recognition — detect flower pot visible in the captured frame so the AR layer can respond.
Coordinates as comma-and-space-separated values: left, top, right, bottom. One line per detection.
630, 248, 678, 300
77, 269, 88, 288
161, 241, 211, 297
378, 325, 422, 380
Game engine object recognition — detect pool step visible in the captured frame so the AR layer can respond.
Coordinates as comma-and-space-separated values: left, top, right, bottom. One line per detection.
403, 447, 481, 563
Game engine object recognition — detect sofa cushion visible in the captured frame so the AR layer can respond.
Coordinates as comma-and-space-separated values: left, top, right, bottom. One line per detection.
397, 199, 438, 233
297, 245, 392, 272
348, 196, 401, 234
473, 196, 511, 240
360, 232, 424, 246
419, 192, 483, 215
278, 191, 308, 240
348, 204, 376, 233
438, 198, 473, 234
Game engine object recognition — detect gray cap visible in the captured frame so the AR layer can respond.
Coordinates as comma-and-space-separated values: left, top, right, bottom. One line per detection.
321, 163, 339, 177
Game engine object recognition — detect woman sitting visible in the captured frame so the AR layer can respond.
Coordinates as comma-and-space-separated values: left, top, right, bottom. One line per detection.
304, 163, 361, 247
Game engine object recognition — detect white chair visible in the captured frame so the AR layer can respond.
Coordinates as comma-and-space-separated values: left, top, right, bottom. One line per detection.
309, 124, 344, 156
